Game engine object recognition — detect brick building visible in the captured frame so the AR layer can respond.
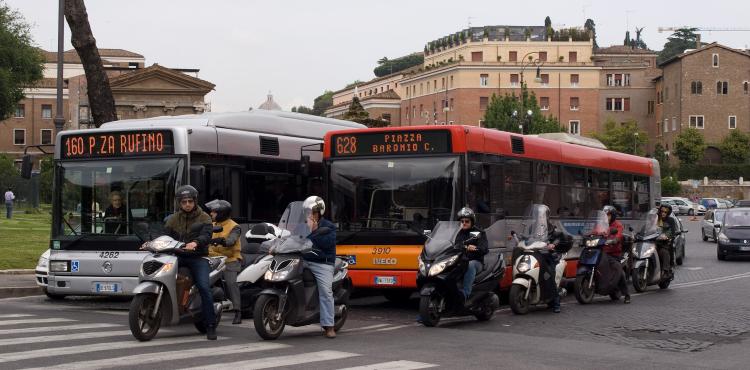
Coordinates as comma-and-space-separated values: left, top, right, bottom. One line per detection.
655, 43, 750, 163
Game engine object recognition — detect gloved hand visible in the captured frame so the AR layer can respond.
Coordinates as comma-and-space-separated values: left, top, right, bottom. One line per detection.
209, 237, 226, 246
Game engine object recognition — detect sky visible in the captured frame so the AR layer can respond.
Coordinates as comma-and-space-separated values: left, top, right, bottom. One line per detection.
6, 0, 750, 112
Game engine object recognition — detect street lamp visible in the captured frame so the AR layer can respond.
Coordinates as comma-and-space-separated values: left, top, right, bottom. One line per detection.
54, 0, 65, 135
519, 52, 544, 87
633, 132, 639, 154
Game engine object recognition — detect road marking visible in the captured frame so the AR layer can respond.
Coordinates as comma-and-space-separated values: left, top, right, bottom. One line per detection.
683, 267, 704, 270
672, 271, 750, 289
183, 350, 360, 370
21, 342, 290, 370
0, 314, 35, 319
0, 336, 226, 363
373, 324, 411, 332
342, 324, 392, 332
0, 318, 76, 327
0, 323, 121, 335
339, 360, 438, 370
0, 330, 133, 346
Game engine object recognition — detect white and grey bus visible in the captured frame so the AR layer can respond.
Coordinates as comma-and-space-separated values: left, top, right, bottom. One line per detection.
42, 110, 364, 298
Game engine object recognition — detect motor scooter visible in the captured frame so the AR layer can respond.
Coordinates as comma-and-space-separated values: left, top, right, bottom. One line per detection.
235, 223, 284, 318
574, 211, 626, 304
631, 209, 673, 291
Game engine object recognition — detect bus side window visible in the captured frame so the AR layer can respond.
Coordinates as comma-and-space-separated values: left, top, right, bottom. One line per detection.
468, 163, 491, 228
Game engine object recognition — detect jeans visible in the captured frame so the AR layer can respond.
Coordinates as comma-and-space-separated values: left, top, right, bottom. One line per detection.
5, 202, 12, 219
179, 256, 215, 327
542, 253, 560, 309
463, 260, 483, 297
305, 261, 335, 327
224, 260, 242, 311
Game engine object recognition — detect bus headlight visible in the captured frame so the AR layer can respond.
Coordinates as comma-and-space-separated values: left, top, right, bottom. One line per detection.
428, 255, 458, 276
37, 256, 49, 270
49, 261, 69, 272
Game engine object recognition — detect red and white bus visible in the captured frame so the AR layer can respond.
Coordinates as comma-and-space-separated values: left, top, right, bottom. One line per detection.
323, 125, 660, 299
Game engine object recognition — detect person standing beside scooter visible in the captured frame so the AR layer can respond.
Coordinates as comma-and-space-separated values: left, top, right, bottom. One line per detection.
536, 208, 572, 313
163, 185, 216, 340
455, 207, 488, 300
602, 206, 631, 304
206, 199, 243, 325
302, 196, 338, 339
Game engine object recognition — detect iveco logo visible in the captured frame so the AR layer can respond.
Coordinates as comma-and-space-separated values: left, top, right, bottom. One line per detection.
102, 261, 113, 274
373, 258, 397, 265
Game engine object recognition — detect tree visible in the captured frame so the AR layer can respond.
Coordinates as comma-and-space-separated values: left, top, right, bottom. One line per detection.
584, 18, 598, 49
39, 156, 53, 203
0, 154, 18, 195
653, 142, 668, 165
657, 28, 699, 64
483, 84, 562, 134
661, 176, 682, 196
312, 90, 333, 116
342, 96, 388, 128
719, 131, 750, 164
64, 0, 117, 127
291, 105, 314, 115
544, 16, 554, 39
591, 119, 647, 155
674, 128, 706, 164
374, 53, 423, 77
344, 80, 363, 89
0, 1, 44, 119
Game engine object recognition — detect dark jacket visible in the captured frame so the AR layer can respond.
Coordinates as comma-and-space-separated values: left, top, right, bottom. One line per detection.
164, 207, 213, 257
304, 218, 337, 265
454, 226, 488, 261
104, 205, 131, 234
548, 227, 573, 254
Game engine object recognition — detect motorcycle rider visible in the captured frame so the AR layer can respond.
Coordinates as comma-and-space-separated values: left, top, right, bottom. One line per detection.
161, 185, 216, 340
657, 204, 677, 278
528, 205, 571, 313
602, 206, 631, 304
301, 196, 338, 339
455, 207, 488, 301
206, 199, 243, 325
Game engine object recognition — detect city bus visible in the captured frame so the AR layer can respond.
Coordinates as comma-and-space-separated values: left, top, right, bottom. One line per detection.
40, 110, 364, 298
323, 125, 660, 299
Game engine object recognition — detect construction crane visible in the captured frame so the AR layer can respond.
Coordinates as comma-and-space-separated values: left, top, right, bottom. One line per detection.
658, 26, 750, 48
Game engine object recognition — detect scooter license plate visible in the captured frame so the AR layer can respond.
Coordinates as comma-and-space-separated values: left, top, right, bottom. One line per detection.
740, 246, 750, 251
94, 282, 119, 293
374, 276, 397, 285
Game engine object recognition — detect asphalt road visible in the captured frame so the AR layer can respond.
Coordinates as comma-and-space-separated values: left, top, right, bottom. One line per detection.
1, 217, 749, 369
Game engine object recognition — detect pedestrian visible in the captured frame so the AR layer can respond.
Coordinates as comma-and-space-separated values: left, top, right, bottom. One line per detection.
205, 199, 244, 325
5, 187, 15, 219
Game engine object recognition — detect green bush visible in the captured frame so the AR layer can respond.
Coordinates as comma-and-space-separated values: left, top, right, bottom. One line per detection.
661, 176, 682, 196
677, 164, 750, 180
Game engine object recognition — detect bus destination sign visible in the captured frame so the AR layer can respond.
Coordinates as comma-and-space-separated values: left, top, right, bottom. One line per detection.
61, 130, 175, 159
332, 130, 451, 157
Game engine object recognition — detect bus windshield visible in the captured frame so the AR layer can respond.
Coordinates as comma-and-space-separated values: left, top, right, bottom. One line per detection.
329, 156, 459, 232
55, 158, 183, 239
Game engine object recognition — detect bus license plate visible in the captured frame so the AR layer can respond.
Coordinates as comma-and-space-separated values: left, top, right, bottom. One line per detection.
95, 282, 119, 293
740, 246, 750, 251
374, 276, 397, 285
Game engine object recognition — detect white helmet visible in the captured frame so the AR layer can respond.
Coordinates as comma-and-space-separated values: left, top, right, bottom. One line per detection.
303, 195, 325, 217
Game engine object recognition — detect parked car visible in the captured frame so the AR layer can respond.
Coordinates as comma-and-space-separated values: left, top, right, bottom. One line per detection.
702, 209, 727, 242
716, 208, 750, 260
719, 199, 734, 209
701, 198, 730, 210
661, 199, 691, 216
734, 200, 750, 208
663, 197, 706, 215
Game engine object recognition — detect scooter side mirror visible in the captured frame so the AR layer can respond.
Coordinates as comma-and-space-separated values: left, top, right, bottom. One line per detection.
423, 230, 432, 236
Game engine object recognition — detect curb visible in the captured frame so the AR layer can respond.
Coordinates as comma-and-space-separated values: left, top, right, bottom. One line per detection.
0, 269, 35, 275
0, 286, 43, 299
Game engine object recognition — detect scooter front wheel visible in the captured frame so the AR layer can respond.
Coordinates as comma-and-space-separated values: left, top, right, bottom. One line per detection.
418, 291, 443, 327
129, 293, 162, 342
509, 284, 530, 315
334, 305, 348, 332
574, 274, 595, 304
253, 295, 286, 340
632, 267, 648, 292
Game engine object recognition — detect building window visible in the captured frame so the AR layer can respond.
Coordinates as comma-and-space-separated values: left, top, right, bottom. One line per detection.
664, 86, 669, 101
689, 115, 705, 129
691, 81, 702, 95
606, 73, 631, 87
570, 74, 579, 86
606, 97, 630, 111
450, 76, 454, 88
14, 104, 25, 118
419, 83, 423, 95
569, 51, 577, 63
41, 104, 52, 119
663, 119, 669, 133
712, 53, 719, 67
13, 129, 25, 145
538, 51, 547, 61
744, 81, 749, 95
479, 97, 489, 110
568, 120, 580, 135
40, 129, 53, 145
540, 74, 549, 86
570, 97, 579, 111
433, 80, 437, 91
441, 78, 445, 90
672, 117, 677, 131
729, 115, 737, 129
540, 97, 550, 110
647, 100, 654, 115
480, 74, 489, 86
471, 51, 483, 62
510, 74, 519, 87
449, 98, 454, 110
716, 81, 729, 95
509, 51, 517, 62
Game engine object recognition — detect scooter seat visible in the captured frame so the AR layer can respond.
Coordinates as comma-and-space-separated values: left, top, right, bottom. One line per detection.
475, 250, 503, 282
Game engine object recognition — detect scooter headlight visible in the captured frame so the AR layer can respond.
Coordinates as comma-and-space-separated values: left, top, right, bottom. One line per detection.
418, 258, 427, 275
636, 245, 655, 258
155, 262, 174, 277
265, 259, 300, 281
585, 239, 600, 247
516, 255, 532, 273
428, 255, 459, 276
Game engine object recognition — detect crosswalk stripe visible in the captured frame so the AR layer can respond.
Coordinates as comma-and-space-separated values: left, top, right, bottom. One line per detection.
0, 314, 35, 319
0, 335, 225, 363
0, 323, 121, 336
342, 324, 392, 332
0, 318, 76, 327
373, 325, 411, 332
338, 360, 439, 370
0, 330, 133, 346
20, 342, 291, 370
183, 350, 360, 370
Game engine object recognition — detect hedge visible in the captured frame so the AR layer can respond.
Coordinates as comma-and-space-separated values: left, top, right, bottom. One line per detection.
676, 164, 750, 181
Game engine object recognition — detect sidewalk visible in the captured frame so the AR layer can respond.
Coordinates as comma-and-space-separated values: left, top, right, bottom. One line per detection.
0, 270, 43, 298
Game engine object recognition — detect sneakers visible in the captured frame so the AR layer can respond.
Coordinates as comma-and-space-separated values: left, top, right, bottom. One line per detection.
624, 295, 631, 304
206, 325, 217, 340
323, 326, 336, 339
552, 306, 561, 313
232, 311, 242, 325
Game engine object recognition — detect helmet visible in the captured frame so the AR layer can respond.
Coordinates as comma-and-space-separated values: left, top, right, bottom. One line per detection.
175, 185, 198, 201
245, 222, 281, 242
205, 199, 232, 222
303, 196, 325, 217
457, 207, 476, 224
603, 205, 617, 221
659, 204, 673, 217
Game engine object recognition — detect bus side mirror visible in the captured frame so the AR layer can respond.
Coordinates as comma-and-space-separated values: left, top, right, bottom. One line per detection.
469, 162, 482, 185
21, 155, 33, 179
300, 155, 310, 177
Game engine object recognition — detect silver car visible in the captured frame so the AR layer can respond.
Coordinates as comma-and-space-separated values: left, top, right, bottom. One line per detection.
662, 199, 691, 216
702, 209, 727, 242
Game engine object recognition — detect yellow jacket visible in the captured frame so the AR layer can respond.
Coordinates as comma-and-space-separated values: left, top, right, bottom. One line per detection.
209, 219, 242, 263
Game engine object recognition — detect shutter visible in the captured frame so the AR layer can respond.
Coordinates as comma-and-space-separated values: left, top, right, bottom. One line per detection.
624, 98, 631, 111
511, 136, 524, 154
259, 136, 279, 156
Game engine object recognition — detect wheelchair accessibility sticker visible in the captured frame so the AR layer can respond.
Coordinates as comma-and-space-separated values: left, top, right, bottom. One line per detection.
71, 260, 80, 272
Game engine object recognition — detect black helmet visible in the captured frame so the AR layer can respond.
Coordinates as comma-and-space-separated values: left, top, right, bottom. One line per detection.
175, 185, 198, 201
603, 205, 617, 221
457, 207, 476, 224
205, 199, 232, 222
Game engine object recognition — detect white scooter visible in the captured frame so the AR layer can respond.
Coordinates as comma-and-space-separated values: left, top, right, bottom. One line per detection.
236, 223, 285, 317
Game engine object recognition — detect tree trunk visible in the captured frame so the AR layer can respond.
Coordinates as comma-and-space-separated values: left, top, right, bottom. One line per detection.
64, 0, 117, 127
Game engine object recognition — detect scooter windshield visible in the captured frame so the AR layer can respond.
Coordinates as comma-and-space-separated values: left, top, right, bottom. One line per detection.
639, 209, 661, 237
423, 221, 461, 259
264, 201, 314, 254
521, 204, 552, 243
582, 210, 610, 237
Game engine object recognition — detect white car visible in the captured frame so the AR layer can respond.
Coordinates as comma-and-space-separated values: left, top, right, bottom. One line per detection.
702, 209, 727, 242
662, 197, 705, 215
35, 249, 50, 290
